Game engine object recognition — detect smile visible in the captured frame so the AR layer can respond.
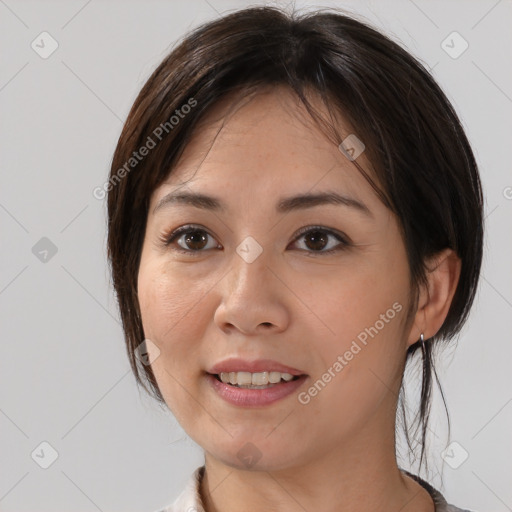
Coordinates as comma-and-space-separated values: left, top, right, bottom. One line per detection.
217, 370, 298, 388
206, 372, 308, 407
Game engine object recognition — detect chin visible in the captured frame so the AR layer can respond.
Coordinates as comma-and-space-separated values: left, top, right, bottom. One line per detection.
205, 436, 302, 472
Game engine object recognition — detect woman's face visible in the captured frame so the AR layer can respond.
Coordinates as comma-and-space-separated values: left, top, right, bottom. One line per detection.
137, 88, 417, 470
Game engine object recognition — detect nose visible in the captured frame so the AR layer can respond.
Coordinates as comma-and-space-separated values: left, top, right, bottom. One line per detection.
213, 245, 290, 336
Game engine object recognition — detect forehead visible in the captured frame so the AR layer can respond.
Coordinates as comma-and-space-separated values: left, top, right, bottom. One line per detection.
154, 87, 377, 209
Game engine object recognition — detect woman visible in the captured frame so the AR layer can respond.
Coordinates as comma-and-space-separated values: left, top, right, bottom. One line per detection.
107, 6, 483, 512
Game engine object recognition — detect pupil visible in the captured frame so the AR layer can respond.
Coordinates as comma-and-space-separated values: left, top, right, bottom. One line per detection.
306, 231, 327, 251
185, 231, 207, 250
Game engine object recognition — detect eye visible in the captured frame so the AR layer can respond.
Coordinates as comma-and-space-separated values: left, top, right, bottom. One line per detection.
290, 226, 350, 255
161, 225, 220, 254
160, 224, 350, 255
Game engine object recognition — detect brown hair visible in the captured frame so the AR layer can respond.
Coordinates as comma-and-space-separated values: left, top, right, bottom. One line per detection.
107, 6, 484, 470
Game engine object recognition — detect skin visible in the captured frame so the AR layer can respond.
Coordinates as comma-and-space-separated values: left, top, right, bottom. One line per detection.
137, 86, 461, 512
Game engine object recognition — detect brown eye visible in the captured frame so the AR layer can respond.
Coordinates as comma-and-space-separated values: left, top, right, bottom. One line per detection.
163, 224, 349, 256
291, 226, 350, 255
303, 230, 329, 251
164, 225, 220, 254
181, 230, 209, 251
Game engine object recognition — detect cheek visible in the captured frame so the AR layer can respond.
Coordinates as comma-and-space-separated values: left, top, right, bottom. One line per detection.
138, 261, 207, 340
303, 255, 409, 405
307, 261, 407, 345
137, 261, 211, 408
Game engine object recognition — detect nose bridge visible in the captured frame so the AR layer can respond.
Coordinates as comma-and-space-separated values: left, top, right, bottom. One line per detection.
213, 227, 291, 334
228, 235, 271, 297
216, 248, 285, 334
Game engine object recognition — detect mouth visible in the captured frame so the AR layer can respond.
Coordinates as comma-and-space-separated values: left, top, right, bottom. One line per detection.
205, 358, 308, 405
205, 371, 309, 407
207, 371, 304, 389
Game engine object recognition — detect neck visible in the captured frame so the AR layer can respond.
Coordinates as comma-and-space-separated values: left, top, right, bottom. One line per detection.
199, 425, 434, 512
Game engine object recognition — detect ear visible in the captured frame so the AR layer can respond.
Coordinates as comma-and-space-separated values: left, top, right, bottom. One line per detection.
407, 248, 461, 347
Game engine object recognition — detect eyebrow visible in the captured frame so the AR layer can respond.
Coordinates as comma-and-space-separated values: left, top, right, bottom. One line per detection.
153, 190, 373, 217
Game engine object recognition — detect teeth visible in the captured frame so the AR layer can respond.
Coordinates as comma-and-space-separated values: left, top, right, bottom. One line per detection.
219, 371, 296, 387
252, 371, 268, 385
268, 371, 282, 383
238, 372, 252, 386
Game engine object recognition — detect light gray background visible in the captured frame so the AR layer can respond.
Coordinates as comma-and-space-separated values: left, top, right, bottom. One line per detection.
1, 0, 511, 511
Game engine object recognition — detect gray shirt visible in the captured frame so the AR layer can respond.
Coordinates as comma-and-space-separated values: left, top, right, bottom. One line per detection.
403, 470, 475, 512
154, 465, 476, 512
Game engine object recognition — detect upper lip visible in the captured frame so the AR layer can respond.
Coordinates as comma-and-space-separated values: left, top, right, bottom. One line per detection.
207, 358, 307, 376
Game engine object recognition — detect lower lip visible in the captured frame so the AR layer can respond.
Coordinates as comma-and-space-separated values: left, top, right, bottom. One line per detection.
206, 373, 308, 407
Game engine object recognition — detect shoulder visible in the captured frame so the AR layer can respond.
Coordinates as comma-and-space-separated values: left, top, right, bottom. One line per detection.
443, 505, 478, 512
401, 469, 478, 512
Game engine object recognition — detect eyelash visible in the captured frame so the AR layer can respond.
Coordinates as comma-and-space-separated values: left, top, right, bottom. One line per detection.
159, 224, 351, 256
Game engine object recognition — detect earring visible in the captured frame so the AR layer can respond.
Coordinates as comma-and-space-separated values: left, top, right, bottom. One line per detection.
419, 332, 425, 357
